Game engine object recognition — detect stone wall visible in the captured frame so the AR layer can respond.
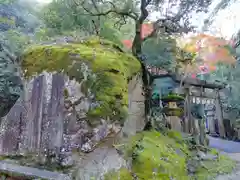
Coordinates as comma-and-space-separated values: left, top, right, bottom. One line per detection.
122, 74, 145, 136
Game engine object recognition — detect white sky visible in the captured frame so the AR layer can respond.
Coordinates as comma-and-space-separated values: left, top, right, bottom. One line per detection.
201, 0, 240, 39
35, 0, 51, 3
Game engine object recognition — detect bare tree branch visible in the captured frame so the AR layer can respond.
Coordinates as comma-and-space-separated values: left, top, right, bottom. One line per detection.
73, 0, 138, 20
142, 17, 195, 42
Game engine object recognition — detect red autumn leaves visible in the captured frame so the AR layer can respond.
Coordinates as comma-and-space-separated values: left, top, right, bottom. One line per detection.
122, 23, 153, 49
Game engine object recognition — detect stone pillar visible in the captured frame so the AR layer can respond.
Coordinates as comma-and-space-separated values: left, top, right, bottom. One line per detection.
215, 92, 225, 138
122, 75, 145, 136
167, 116, 182, 132
208, 116, 215, 134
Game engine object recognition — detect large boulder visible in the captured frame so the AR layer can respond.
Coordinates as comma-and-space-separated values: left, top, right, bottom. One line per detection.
20, 37, 141, 123
0, 37, 141, 179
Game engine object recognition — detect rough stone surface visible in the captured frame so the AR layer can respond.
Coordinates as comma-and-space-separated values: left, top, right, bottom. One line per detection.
0, 69, 143, 178
0, 161, 70, 179
122, 74, 145, 136
197, 151, 218, 160
74, 147, 127, 180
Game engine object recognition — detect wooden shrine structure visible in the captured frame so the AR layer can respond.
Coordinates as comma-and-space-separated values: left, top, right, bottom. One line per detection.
147, 70, 226, 137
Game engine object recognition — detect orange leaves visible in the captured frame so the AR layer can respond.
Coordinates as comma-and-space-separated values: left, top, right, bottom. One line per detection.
182, 33, 236, 72
122, 40, 133, 49
122, 23, 153, 49
141, 23, 153, 39
177, 33, 237, 77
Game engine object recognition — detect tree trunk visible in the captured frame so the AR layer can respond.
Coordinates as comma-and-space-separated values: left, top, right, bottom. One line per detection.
130, 0, 151, 122
131, 15, 150, 121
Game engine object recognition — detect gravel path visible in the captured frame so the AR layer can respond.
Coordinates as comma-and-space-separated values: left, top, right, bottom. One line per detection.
208, 136, 240, 180
208, 136, 240, 153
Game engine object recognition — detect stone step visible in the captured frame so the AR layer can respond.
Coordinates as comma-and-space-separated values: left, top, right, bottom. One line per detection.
0, 161, 71, 179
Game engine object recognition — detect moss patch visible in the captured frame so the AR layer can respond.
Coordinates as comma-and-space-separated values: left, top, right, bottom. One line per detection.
131, 131, 189, 179
20, 36, 141, 121
162, 107, 184, 116
104, 168, 133, 180
108, 130, 190, 179
161, 93, 185, 102
106, 131, 236, 180
194, 150, 236, 180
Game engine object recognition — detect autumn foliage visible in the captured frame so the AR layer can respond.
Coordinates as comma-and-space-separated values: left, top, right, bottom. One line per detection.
122, 26, 236, 78
178, 33, 236, 76
183, 34, 236, 66
122, 23, 153, 48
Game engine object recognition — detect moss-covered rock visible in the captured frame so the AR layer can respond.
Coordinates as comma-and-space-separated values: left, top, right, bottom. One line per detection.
132, 131, 189, 179
106, 130, 236, 180
104, 168, 133, 180
108, 130, 190, 179
20, 36, 141, 121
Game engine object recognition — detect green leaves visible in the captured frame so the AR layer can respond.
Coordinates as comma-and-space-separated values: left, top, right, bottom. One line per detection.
0, 0, 16, 4
142, 37, 177, 70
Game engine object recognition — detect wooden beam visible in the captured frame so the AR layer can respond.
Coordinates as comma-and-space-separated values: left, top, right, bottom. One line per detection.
190, 91, 216, 99
151, 73, 225, 89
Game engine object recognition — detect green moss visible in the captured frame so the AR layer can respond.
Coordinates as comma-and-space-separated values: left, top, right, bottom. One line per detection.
132, 131, 189, 179
116, 131, 190, 180
106, 131, 236, 180
195, 152, 236, 180
166, 130, 184, 143
162, 107, 184, 116
20, 36, 141, 121
104, 168, 133, 180
0, 16, 15, 26
161, 93, 185, 102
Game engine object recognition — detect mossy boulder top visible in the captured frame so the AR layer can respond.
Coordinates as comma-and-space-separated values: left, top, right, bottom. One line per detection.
20, 37, 141, 121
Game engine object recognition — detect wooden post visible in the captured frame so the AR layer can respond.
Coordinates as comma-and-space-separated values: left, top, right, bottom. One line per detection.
199, 86, 206, 145
215, 89, 225, 138
183, 86, 189, 133
208, 115, 215, 134
188, 87, 192, 134
183, 96, 188, 133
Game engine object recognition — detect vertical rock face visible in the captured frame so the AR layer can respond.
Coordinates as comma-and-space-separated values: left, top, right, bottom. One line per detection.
0, 72, 137, 177
122, 74, 145, 136
24, 75, 44, 151
46, 74, 65, 152
0, 100, 26, 154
